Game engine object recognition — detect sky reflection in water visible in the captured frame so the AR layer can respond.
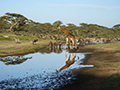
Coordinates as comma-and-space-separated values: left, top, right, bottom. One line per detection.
0, 48, 93, 89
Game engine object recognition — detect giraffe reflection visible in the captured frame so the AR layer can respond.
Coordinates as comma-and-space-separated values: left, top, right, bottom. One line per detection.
56, 50, 76, 72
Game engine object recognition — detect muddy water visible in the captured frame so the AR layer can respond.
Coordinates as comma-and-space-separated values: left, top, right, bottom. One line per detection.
0, 47, 93, 89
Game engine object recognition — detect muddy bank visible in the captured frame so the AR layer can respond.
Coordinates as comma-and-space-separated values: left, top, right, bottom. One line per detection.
59, 49, 120, 90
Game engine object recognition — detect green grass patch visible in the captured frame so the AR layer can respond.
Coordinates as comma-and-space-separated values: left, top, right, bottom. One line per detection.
95, 62, 120, 67
115, 52, 120, 54
109, 62, 120, 67
106, 73, 120, 84
94, 62, 106, 66
16, 36, 39, 41
0, 32, 40, 41
0, 51, 9, 54
0, 39, 56, 56
86, 42, 120, 51
94, 49, 116, 52
0, 36, 12, 40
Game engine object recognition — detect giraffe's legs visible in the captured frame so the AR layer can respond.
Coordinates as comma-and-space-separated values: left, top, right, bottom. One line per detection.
70, 38, 78, 49
75, 42, 77, 49
74, 40, 77, 49
70, 38, 74, 49
65, 38, 69, 49
57, 26, 78, 49
72, 41, 74, 49
68, 38, 71, 49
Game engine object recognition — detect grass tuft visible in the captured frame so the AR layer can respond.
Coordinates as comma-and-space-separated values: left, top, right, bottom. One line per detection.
94, 62, 106, 66
109, 63, 120, 67
106, 72, 120, 84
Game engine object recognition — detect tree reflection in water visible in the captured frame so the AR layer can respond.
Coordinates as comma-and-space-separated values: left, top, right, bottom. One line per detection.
0, 56, 32, 65
0, 47, 63, 66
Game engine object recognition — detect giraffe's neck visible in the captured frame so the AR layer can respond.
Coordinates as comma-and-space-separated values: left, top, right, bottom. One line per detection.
59, 27, 70, 35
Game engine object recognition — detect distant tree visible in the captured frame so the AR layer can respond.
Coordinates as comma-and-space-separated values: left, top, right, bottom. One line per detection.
66, 23, 77, 33
67, 23, 76, 27
53, 20, 63, 26
1, 12, 28, 31
27, 19, 39, 25
113, 24, 120, 30
79, 23, 88, 26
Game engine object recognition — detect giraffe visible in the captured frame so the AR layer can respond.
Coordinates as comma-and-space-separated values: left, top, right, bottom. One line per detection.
56, 50, 76, 72
57, 26, 77, 49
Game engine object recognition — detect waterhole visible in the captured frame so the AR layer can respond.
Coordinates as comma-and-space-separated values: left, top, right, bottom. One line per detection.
0, 46, 94, 89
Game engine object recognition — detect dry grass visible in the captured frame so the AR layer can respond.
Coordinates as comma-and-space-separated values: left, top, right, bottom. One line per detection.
0, 39, 56, 56
86, 42, 120, 52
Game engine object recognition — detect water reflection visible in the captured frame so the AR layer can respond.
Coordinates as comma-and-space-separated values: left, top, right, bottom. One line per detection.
0, 56, 32, 65
49, 46, 62, 53
0, 45, 94, 89
0, 47, 63, 66
56, 50, 77, 72
39, 46, 62, 54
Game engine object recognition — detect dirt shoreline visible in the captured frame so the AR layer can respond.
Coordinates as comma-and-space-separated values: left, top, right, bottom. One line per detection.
59, 47, 120, 90
0, 46, 47, 57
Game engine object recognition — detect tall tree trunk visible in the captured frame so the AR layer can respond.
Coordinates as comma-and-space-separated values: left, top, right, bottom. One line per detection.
9, 21, 18, 31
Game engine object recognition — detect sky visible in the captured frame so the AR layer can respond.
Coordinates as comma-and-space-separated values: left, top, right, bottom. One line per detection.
0, 0, 120, 28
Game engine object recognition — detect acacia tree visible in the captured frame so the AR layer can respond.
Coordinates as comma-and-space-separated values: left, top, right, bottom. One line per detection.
113, 24, 120, 30
1, 12, 28, 31
0, 17, 10, 29
53, 20, 63, 26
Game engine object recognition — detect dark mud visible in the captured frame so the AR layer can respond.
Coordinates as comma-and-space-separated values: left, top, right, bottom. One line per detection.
59, 49, 120, 90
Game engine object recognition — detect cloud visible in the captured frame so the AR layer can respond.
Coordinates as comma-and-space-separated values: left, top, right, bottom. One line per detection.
51, 4, 120, 10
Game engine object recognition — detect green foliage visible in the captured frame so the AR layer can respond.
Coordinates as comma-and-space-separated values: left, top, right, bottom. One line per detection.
0, 12, 120, 38
0, 17, 10, 29
0, 36, 11, 40
77, 23, 120, 38
53, 20, 63, 26
94, 62, 106, 66
16, 36, 39, 40
1, 12, 28, 31
113, 24, 120, 30
109, 63, 120, 67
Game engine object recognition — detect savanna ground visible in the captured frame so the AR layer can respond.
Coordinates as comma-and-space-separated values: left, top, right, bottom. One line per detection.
0, 33, 120, 90
59, 42, 120, 90
0, 40, 56, 56
0, 33, 56, 56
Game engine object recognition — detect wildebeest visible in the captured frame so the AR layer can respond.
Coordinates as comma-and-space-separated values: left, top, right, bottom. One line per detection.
31, 39, 38, 45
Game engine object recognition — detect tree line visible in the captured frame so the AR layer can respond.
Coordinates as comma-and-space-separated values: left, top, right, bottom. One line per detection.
0, 12, 120, 38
